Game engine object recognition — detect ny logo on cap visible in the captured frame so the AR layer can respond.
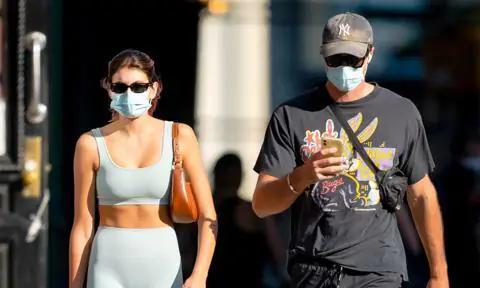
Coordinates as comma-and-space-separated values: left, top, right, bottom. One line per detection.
338, 23, 350, 39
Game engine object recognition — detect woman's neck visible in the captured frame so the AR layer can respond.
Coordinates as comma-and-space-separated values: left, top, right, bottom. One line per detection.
115, 114, 154, 135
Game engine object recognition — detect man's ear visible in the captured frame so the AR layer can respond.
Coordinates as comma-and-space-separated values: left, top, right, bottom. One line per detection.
366, 46, 375, 64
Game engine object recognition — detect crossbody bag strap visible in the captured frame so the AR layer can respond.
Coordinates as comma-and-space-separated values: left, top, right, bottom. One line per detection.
328, 104, 379, 174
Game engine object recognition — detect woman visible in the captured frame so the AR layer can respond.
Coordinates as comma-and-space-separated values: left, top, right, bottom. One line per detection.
69, 49, 217, 288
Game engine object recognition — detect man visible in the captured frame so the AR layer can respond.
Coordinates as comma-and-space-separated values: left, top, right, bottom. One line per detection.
252, 12, 448, 288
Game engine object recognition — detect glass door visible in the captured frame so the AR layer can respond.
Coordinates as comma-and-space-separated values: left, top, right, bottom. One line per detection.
0, 0, 49, 287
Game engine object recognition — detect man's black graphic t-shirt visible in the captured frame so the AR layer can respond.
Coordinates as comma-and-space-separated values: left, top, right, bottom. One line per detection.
254, 84, 435, 279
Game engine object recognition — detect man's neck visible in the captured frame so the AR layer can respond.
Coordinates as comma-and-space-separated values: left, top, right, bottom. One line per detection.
326, 81, 375, 103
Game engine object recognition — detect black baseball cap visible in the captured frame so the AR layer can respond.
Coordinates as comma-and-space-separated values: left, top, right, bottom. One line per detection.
320, 12, 373, 58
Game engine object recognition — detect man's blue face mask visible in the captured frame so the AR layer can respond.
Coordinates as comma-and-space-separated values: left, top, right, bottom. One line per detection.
324, 52, 369, 92
326, 66, 365, 92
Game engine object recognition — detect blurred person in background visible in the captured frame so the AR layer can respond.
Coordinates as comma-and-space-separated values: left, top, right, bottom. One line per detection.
252, 12, 448, 288
69, 49, 217, 288
208, 153, 273, 288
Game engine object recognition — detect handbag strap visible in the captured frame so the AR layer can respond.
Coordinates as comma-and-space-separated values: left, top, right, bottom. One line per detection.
328, 104, 379, 174
172, 122, 182, 166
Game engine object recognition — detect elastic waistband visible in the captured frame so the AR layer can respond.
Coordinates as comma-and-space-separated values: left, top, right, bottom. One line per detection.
97, 225, 174, 231
288, 253, 345, 276
293, 256, 340, 268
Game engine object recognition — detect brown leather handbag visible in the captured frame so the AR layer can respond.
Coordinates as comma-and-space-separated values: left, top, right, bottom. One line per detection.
170, 122, 199, 223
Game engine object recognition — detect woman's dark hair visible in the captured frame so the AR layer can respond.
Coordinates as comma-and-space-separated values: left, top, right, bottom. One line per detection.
101, 49, 162, 119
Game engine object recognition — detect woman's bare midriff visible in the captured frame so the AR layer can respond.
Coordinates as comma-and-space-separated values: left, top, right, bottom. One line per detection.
99, 205, 173, 228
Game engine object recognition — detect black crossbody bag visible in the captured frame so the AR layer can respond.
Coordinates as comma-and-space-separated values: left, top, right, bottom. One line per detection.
328, 104, 408, 212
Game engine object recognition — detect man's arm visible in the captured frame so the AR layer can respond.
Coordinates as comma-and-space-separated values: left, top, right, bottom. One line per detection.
253, 165, 312, 218
252, 147, 345, 218
407, 174, 449, 288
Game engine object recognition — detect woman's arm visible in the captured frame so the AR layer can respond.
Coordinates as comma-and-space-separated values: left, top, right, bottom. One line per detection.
179, 124, 217, 288
69, 133, 97, 288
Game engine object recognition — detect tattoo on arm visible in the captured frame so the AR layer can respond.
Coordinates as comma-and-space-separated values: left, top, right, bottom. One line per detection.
203, 218, 218, 236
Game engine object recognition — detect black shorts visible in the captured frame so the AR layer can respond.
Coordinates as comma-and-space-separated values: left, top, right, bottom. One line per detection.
290, 261, 406, 288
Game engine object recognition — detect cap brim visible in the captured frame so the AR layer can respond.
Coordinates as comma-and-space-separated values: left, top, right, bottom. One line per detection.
321, 41, 368, 58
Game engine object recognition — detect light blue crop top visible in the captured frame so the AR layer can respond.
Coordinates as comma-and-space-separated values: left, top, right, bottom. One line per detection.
91, 121, 173, 205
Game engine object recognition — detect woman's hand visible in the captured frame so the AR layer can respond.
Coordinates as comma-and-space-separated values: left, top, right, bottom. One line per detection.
182, 274, 207, 288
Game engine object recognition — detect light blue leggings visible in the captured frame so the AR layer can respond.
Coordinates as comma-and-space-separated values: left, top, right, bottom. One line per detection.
87, 226, 183, 288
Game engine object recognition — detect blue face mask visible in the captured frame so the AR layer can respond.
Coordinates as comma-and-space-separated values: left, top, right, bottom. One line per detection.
110, 90, 151, 118
326, 66, 365, 92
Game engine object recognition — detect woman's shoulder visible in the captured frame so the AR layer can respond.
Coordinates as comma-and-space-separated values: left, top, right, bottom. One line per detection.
75, 131, 98, 156
170, 121, 197, 144
174, 122, 195, 135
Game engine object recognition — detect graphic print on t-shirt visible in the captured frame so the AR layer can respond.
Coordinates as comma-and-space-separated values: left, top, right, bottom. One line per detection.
300, 113, 396, 211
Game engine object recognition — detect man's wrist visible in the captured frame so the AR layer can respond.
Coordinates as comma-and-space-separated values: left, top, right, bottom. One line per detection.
288, 165, 316, 194
286, 173, 301, 195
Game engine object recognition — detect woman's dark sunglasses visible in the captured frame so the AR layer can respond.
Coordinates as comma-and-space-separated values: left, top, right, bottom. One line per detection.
110, 82, 151, 93
325, 54, 367, 68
